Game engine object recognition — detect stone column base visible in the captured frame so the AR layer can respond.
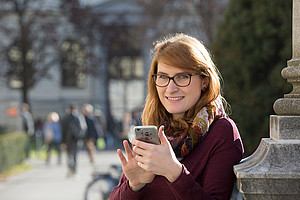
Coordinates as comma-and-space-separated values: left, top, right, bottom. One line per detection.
270, 115, 300, 141
234, 138, 300, 200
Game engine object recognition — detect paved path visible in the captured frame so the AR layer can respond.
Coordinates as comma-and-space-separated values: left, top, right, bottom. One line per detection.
0, 150, 120, 200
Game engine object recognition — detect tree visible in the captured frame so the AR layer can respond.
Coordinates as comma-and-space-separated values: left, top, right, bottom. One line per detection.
212, 0, 292, 156
194, 0, 229, 44
60, 0, 103, 75
61, 0, 145, 135
0, 0, 63, 105
52, 0, 231, 135
136, 0, 228, 45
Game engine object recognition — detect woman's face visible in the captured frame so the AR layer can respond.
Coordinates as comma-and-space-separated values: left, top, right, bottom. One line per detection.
156, 62, 207, 120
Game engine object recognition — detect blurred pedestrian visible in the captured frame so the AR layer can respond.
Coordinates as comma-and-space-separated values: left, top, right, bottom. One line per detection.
43, 112, 62, 165
82, 104, 102, 165
122, 111, 133, 140
21, 103, 35, 158
61, 103, 87, 178
131, 108, 142, 126
94, 106, 107, 148
122, 108, 142, 141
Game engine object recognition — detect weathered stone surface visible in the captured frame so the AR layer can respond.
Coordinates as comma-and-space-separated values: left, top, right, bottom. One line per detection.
273, 96, 300, 115
234, 138, 300, 200
270, 115, 300, 141
235, 1, 300, 199
292, 0, 300, 58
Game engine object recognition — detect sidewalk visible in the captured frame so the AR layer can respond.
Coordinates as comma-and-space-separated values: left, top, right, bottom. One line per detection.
0, 150, 120, 200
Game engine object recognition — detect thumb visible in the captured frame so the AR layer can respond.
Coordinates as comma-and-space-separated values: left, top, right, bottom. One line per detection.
158, 125, 169, 146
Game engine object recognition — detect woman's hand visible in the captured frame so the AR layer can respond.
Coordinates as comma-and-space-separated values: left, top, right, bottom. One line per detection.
117, 140, 155, 191
131, 126, 182, 182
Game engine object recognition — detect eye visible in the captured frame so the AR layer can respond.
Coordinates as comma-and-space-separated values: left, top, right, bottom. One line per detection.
177, 74, 190, 79
157, 74, 168, 79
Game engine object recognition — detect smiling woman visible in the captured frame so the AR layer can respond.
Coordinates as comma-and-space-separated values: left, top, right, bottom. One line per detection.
155, 62, 204, 120
110, 33, 244, 200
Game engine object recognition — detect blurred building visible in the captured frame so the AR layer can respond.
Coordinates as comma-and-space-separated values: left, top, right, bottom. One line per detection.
0, 0, 228, 132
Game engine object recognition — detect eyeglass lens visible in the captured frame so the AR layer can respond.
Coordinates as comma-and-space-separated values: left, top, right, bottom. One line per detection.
154, 74, 192, 87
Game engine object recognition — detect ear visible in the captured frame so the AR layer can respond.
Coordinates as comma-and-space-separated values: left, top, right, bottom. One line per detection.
201, 77, 209, 91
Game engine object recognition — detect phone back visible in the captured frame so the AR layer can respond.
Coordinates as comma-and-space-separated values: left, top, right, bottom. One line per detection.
134, 126, 160, 145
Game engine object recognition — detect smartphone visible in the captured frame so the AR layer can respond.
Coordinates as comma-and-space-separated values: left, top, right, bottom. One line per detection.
133, 125, 160, 145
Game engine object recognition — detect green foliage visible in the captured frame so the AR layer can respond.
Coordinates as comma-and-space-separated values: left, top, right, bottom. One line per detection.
0, 162, 31, 181
0, 132, 28, 172
212, 0, 292, 156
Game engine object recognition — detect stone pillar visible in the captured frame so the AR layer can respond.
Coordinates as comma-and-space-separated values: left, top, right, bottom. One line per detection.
233, 0, 300, 199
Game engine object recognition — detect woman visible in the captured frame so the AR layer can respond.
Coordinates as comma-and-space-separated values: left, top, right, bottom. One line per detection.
110, 33, 243, 200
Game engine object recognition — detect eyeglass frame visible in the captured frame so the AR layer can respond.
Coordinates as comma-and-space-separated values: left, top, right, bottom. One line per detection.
151, 73, 199, 87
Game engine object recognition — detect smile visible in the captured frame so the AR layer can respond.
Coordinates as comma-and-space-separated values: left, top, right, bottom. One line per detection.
166, 96, 184, 101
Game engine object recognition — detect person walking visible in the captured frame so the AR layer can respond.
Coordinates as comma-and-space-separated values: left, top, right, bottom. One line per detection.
21, 103, 35, 158
61, 103, 87, 178
43, 112, 62, 165
94, 106, 107, 149
82, 104, 102, 165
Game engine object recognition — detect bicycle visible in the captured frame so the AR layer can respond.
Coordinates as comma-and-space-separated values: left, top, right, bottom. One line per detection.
84, 163, 243, 200
84, 164, 122, 200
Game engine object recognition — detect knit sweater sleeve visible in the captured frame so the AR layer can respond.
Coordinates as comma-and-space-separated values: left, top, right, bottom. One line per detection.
109, 173, 144, 200
167, 118, 243, 200
109, 174, 139, 200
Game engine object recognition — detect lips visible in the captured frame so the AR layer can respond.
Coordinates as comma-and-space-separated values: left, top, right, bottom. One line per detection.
166, 96, 184, 101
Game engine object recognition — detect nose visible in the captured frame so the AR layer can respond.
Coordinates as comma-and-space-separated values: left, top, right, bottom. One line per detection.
166, 79, 179, 93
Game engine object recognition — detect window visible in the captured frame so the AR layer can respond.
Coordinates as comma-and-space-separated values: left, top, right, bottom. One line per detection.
61, 40, 86, 88
7, 42, 35, 89
108, 56, 143, 79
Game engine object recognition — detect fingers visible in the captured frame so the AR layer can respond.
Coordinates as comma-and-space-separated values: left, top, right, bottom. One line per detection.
135, 154, 148, 171
117, 140, 133, 166
117, 149, 127, 166
159, 125, 164, 133
158, 125, 168, 145
137, 160, 144, 169
123, 140, 133, 159
130, 139, 153, 150
134, 146, 148, 160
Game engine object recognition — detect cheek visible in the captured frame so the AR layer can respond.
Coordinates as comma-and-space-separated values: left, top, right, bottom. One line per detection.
192, 90, 202, 104
156, 87, 164, 101
187, 83, 202, 104
188, 88, 201, 105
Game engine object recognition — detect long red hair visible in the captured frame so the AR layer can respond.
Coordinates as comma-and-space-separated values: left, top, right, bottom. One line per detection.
142, 33, 223, 132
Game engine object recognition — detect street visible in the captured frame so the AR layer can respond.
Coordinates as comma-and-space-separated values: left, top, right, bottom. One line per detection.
0, 150, 120, 200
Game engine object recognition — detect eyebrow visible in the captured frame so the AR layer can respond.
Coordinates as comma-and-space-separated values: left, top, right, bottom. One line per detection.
156, 71, 193, 76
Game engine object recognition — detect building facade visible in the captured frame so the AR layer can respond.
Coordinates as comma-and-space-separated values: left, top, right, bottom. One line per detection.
0, 0, 227, 134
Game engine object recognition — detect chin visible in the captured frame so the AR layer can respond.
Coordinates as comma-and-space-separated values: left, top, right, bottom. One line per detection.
167, 109, 185, 116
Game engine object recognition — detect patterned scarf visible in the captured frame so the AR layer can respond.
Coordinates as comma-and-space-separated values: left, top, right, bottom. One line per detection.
166, 97, 225, 159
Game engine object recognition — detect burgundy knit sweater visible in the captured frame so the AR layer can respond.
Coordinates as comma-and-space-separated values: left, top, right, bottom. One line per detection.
110, 117, 244, 200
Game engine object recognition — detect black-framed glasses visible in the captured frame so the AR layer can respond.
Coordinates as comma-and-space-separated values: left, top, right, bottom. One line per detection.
152, 73, 198, 87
